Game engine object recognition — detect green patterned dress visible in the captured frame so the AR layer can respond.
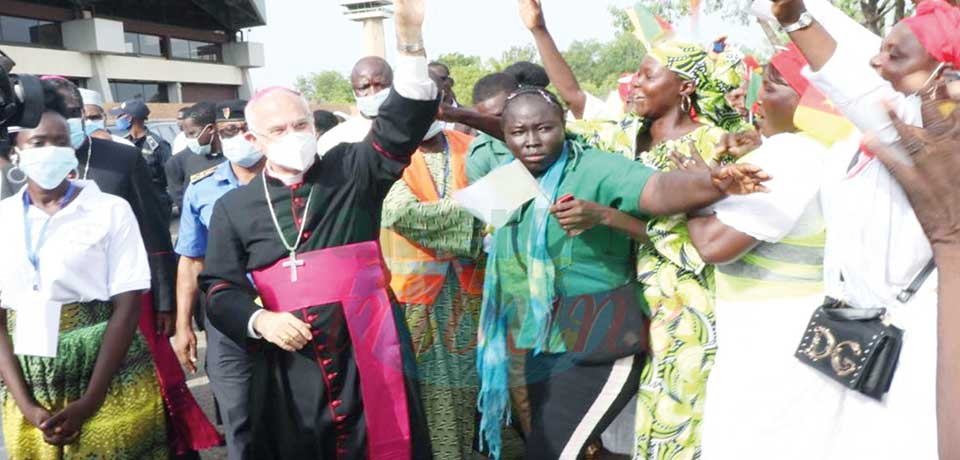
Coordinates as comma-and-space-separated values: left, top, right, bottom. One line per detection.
633, 125, 724, 460
1, 301, 168, 460
381, 150, 486, 460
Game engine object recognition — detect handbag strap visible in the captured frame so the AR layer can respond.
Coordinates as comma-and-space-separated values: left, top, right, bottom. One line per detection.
897, 260, 937, 303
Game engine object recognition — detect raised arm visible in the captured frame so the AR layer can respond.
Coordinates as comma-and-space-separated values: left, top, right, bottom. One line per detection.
347, 0, 439, 192
520, 0, 588, 118
771, 0, 837, 71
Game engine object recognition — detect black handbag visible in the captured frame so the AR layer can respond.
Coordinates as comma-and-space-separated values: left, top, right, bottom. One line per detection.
794, 261, 936, 400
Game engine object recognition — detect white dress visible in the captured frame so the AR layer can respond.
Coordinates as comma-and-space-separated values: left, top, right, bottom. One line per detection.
700, 133, 843, 460
797, 18, 939, 460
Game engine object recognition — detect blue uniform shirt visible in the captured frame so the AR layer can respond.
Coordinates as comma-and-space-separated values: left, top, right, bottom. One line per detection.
175, 161, 240, 258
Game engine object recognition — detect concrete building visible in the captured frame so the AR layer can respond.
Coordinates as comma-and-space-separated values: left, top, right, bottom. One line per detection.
340, 0, 392, 58
0, 0, 266, 103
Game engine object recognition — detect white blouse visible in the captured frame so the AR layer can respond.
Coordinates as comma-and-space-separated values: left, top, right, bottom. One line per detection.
0, 180, 151, 309
802, 37, 936, 309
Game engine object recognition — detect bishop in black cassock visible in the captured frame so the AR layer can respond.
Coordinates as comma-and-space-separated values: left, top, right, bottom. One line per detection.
199, 53, 438, 459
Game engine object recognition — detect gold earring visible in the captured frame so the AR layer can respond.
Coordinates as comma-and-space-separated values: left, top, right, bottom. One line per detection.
680, 95, 692, 113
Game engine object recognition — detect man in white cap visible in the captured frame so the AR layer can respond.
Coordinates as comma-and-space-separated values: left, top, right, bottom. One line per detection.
78, 88, 135, 146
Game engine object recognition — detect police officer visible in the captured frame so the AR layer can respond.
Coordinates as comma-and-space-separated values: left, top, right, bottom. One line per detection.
173, 99, 262, 460
165, 102, 226, 210
111, 99, 173, 213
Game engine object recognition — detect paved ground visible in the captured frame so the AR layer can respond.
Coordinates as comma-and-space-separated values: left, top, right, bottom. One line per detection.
0, 331, 228, 460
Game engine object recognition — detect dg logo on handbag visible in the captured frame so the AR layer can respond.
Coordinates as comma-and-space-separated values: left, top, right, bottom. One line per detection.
800, 325, 865, 377
794, 302, 904, 401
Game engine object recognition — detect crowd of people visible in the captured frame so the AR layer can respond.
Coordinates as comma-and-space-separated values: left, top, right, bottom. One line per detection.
0, 0, 957, 459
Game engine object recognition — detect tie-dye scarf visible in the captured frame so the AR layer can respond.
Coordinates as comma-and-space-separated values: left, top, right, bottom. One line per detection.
648, 39, 745, 132
476, 143, 571, 458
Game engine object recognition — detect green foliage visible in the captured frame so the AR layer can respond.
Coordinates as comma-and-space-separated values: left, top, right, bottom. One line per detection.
488, 45, 539, 72
294, 70, 354, 104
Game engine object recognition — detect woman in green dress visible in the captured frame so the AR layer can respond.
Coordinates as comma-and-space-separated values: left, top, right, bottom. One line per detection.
558, 40, 746, 458
627, 40, 746, 460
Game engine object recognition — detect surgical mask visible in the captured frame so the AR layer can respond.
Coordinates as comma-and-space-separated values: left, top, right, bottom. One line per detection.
423, 121, 444, 141
16, 145, 79, 190
264, 131, 318, 172
186, 126, 213, 156
84, 119, 105, 136
355, 88, 391, 118
66, 118, 86, 149
115, 116, 132, 131
222, 135, 263, 168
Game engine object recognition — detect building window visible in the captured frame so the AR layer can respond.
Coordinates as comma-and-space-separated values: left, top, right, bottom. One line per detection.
124, 32, 163, 57
170, 37, 221, 62
109, 81, 169, 103
0, 15, 62, 47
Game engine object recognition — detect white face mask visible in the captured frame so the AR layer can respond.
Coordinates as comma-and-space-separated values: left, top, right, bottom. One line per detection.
263, 131, 318, 172
16, 145, 78, 190
355, 88, 391, 118
423, 121, 444, 141
222, 135, 263, 168
186, 125, 213, 156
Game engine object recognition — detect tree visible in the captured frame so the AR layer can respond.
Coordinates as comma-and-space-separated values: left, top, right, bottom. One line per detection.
488, 45, 539, 72
294, 71, 355, 104
835, 0, 914, 34
433, 52, 491, 106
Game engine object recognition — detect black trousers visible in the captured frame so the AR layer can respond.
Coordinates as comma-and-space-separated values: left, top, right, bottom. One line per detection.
524, 353, 645, 460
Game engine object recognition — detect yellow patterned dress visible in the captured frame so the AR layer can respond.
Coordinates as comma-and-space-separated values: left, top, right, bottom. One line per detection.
1, 301, 168, 460
633, 125, 724, 460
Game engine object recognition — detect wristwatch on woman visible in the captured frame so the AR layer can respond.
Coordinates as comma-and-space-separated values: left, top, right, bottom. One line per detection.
782, 11, 814, 33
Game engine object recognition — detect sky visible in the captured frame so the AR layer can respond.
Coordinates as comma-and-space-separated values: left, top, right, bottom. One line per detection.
246, 1, 770, 90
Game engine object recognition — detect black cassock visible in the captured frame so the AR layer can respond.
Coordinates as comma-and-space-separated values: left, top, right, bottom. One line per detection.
75, 137, 177, 313
200, 89, 436, 460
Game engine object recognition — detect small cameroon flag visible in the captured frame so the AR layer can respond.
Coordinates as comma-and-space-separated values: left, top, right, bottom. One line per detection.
627, 3, 673, 51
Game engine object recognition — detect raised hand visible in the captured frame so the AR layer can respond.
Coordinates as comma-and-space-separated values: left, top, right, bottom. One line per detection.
866, 99, 960, 248
770, 0, 807, 24
712, 163, 771, 195
394, 0, 425, 30
518, 0, 546, 31
394, 0, 426, 54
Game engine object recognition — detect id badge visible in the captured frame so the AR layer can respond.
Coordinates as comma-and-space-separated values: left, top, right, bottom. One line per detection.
13, 292, 61, 358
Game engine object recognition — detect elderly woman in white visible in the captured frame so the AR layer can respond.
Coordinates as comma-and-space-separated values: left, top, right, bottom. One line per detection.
764, 0, 958, 458
0, 100, 168, 458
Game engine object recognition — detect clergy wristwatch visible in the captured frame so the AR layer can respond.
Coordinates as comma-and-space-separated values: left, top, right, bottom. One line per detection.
782, 11, 814, 33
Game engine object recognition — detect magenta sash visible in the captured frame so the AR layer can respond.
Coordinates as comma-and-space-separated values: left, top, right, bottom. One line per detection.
138, 293, 223, 454
251, 241, 412, 460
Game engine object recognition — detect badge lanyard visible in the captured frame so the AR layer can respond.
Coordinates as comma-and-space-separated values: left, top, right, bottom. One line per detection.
435, 137, 450, 200
23, 182, 79, 291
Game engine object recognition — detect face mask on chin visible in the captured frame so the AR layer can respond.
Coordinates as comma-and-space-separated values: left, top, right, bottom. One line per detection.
263, 131, 318, 173
16, 145, 79, 190
355, 88, 391, 118
222, 135, 263, 168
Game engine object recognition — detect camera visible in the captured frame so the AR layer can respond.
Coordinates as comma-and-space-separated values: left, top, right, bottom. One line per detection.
0, 49, 45, 149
